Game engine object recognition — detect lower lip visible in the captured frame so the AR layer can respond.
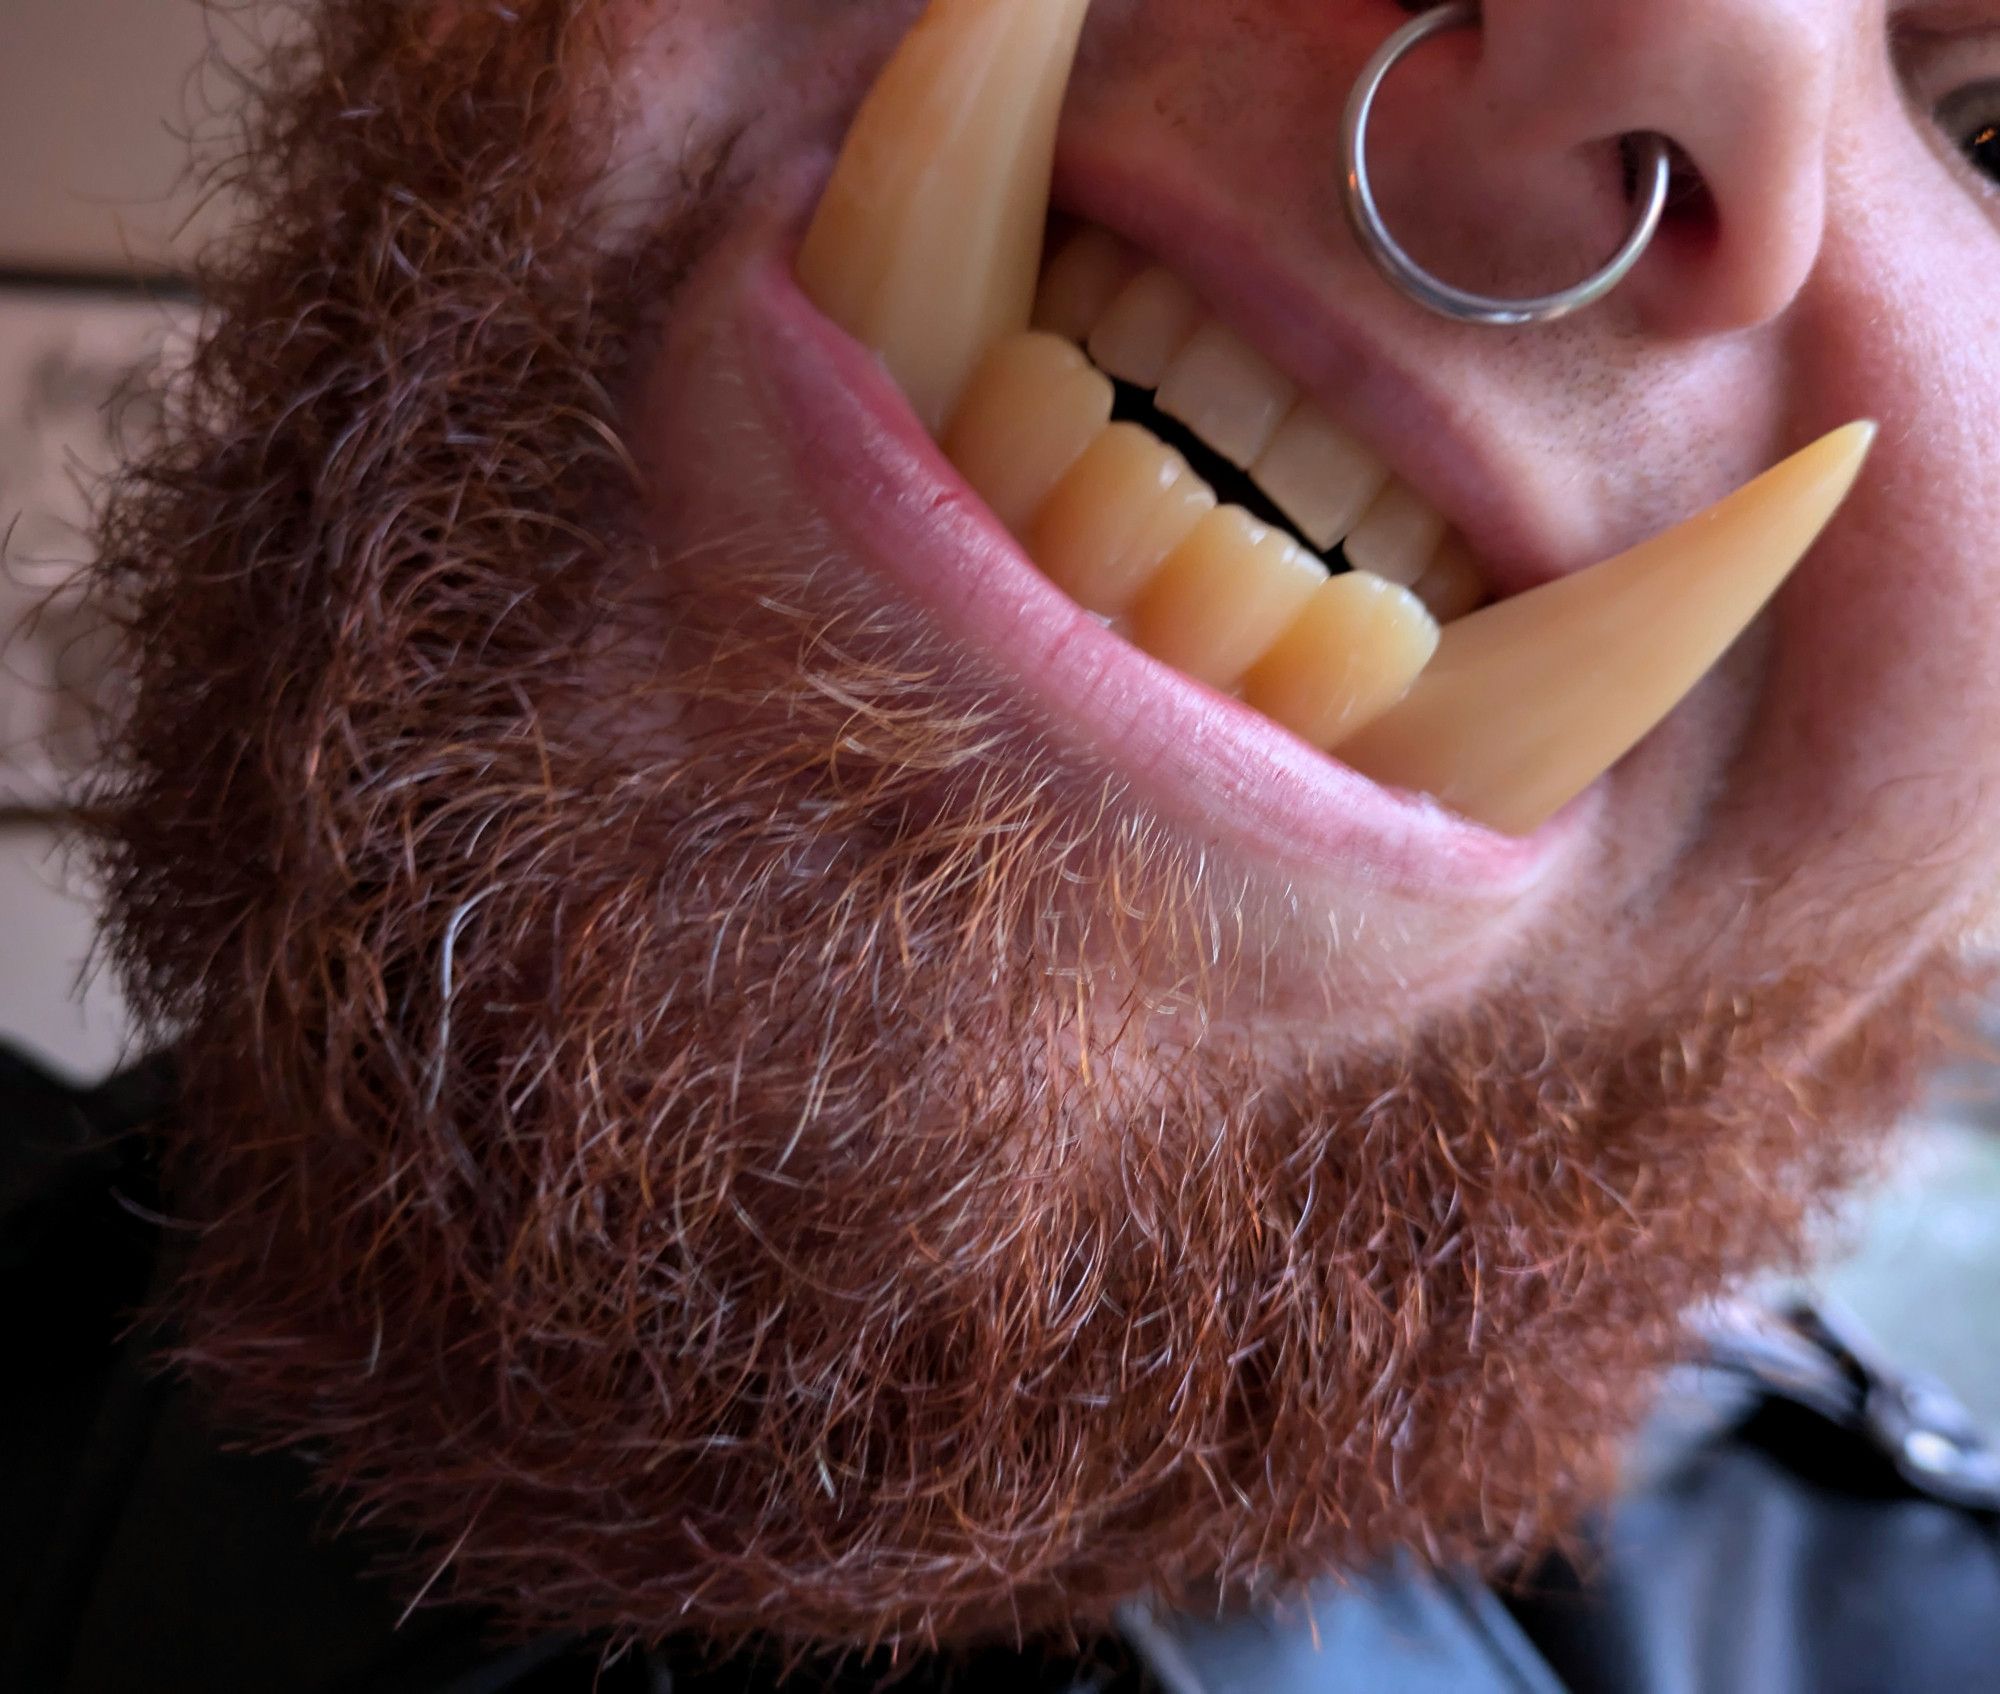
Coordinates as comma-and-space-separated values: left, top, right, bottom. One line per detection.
736, 257, 1586, 900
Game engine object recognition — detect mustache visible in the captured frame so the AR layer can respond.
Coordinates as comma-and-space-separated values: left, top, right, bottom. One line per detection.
79, 0, 1984, 1662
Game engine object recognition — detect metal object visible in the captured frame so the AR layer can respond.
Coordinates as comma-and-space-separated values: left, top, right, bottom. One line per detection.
1698, 1297, 2000, 1514
1342, 2, 1673, 327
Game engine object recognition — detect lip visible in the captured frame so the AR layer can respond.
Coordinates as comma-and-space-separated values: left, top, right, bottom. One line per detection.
736, 251, 1587, 900
1052, 139, 1585, 600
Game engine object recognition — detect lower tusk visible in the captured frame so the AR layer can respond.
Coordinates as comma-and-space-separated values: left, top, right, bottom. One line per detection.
1333, 422, 1878, 836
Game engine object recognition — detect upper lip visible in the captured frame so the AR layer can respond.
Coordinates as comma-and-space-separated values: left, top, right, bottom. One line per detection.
1050, 138, 1590, 602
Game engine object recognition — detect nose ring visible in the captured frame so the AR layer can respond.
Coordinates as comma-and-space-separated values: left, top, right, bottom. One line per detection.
1342, 0, 1672, 327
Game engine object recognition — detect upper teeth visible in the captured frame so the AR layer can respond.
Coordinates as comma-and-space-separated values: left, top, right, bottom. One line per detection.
1155, 319, 1296, 470
1251, 399, 1390, 556
793, 0, 1875, 836
1043, 230, 1458, 597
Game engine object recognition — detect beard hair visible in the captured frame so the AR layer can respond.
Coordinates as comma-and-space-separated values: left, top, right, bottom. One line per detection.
86, 0, 1975, 1661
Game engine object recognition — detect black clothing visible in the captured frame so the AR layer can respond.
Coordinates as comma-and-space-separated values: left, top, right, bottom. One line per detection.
5, 1042, 1997, 1694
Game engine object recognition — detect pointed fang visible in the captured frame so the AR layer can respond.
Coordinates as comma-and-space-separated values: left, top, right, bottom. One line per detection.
1334, 422, 1878, 836
796, 0, 1092, 435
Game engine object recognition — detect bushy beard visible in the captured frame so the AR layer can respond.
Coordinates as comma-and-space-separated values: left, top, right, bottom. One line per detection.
86, 0, 1971, 1660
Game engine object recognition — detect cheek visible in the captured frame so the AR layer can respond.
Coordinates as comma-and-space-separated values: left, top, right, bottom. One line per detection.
1729, 167, 2000, 946
608, 0, 929, 204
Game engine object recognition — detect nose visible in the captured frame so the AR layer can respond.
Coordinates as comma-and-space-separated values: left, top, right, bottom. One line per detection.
1457, 0, 1841, 336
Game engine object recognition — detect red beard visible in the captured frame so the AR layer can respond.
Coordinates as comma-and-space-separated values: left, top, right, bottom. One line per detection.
86, 0, 1975, 1658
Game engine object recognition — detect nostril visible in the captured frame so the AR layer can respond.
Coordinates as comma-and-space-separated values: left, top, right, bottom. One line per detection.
1665, 143, 1713, 222
1623, 135, 1713, 224
1616, 133, 1729, 327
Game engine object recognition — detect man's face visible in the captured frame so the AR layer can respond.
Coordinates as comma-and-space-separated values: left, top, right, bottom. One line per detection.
100, 0, 1997, 1660
641, 0, 2000, 1020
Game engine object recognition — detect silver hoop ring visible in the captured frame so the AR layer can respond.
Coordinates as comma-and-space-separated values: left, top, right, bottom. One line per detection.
1342, 1, 1672, 327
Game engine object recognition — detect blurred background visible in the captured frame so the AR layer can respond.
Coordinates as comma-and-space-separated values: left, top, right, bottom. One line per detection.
1, 0, 1994, 1427
1, 0, 238, 1076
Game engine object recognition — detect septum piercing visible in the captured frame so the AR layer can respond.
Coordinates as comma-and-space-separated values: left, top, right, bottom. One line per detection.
1342, 0, 1672, 327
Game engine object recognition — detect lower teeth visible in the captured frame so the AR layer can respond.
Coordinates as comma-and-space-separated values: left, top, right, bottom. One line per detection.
1108, 376, 1341, 571
940, 327, 1445, 753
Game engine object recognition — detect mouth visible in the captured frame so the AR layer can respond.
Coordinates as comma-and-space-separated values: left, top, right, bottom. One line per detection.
778, 0, 1872, 850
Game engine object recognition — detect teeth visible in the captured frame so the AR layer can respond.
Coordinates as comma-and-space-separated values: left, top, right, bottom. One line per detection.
1088, 268, 1204, 390
1410, 534, 1488, 622
1249, 402, 1391, 553
942, 332, 1114, 533
1028, 422, 1217, 616
795, 0, 1091, 433
1034, 228, 1139, 345
1242, 574, 1441, 750
1334, 423, 1878, 836
1127, 508, 1324, 689
799, 23, 1869, 851
1342, 479, 1449, 586
1155, 322, 1298, 468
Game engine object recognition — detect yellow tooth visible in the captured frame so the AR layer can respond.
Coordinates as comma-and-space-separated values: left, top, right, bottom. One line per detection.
1242, 573, 1441, 750
1127, 508, 1324, 689
1034, 227, 1139, 344
943, 331, 1114, 533
796, 0, 1091, 434
1088, 269, 1203, 389
1155, 321, 1297, 468
1335, 423, 1878, 836
1028, 422, 1217, 615
1343, 478, 1448, 586
1411, 533, 1488, 622
1250, 402, 1390, 553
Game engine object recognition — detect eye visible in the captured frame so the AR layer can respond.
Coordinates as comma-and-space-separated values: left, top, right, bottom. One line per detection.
1936, 81, 2000, 185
